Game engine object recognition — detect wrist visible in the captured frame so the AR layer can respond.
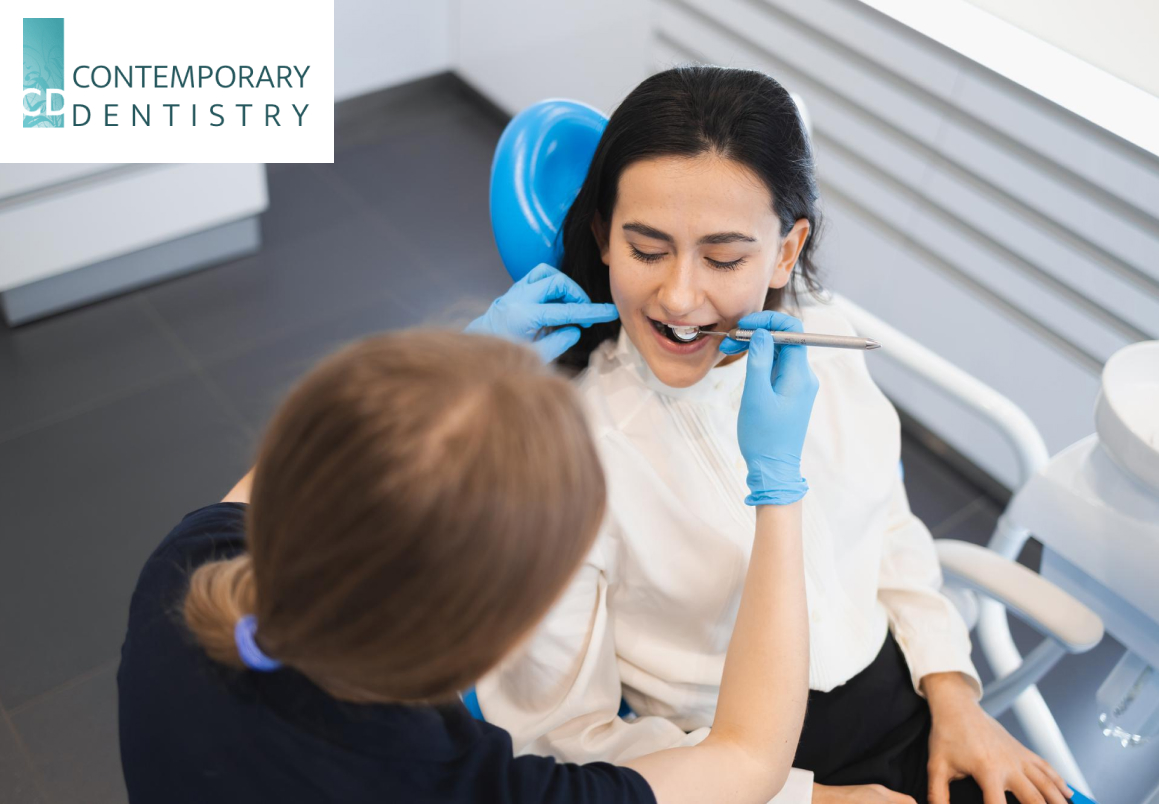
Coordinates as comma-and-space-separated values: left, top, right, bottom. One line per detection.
754, 500, 804, 531
744, 462, 807, 506
921, 671, 978, 712
745, 487, 808, 506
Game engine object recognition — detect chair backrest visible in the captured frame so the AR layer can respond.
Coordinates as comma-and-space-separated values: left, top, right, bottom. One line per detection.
490, 99, 608, 281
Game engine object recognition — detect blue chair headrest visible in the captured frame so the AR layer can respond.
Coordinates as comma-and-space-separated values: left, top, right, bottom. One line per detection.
489, 99, 609, 281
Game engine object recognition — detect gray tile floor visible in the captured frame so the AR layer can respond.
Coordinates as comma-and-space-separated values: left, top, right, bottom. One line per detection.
0, 74, 1154, 804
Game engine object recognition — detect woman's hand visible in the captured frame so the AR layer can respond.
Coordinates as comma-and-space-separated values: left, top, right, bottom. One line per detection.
923, 672, 1072, 804
813, 783, 917, 804
736, 311, 818, 506
465, 263, 618, 362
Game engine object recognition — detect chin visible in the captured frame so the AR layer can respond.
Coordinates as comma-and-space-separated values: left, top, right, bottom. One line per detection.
649, 358, 715, 388
624, 322, 720, 388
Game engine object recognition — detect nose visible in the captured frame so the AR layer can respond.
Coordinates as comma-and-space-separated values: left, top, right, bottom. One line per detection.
655, 261, 705, 319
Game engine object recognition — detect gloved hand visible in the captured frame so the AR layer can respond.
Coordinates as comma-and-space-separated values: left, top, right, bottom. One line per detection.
465, 263, 619, 362
732, 311, 819, 506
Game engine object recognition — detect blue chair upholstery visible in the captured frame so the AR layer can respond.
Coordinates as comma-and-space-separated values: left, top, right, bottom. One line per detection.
490, 99, 608, 282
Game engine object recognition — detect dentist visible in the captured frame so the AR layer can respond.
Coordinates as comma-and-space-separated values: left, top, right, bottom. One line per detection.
117, 264, 816, 804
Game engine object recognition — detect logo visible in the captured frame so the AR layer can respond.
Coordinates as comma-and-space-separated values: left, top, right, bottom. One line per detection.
23, 18, 65, 128
7, 2, 334, 162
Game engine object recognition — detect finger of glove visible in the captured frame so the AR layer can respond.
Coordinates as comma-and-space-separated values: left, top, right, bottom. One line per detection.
523, 263, 560, 285
771, 342, 816, 399
533, 326, 581, 362
536, 302, 619, 328
718, 336, 750, 355
741, 328, 776, 399
737, 310, 805, 334
537, 272, 595, 305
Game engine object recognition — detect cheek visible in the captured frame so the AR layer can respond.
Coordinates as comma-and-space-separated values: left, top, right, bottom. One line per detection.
708, 270, 775, 320
608, 260, 646, 309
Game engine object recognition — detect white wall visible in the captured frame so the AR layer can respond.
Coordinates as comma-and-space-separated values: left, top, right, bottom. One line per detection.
960, 0, 1159, 98
336, 0, 653, 112
335, 0, 454, 102
456, 0, 652, 116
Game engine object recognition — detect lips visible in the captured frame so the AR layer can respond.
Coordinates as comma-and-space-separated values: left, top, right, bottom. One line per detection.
648, 318, 715, 342
646, 316, 717, 353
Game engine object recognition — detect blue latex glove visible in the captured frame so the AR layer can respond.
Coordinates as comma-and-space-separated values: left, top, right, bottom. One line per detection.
731, 311, 819, 506
465, 263, 618, 362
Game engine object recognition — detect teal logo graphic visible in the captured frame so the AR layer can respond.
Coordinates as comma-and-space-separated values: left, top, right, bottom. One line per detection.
23, 18, 64, 128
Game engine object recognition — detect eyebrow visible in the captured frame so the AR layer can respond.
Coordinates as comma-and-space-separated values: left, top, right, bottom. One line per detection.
622, 221, 758, 245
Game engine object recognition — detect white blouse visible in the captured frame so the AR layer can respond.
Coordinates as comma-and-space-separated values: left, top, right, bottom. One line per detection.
476, 300, 981, 803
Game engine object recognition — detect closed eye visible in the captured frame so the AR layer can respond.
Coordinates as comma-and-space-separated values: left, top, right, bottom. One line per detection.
629, 245, 665, 264
707, 257, 746, 271
630, 245, 747, 271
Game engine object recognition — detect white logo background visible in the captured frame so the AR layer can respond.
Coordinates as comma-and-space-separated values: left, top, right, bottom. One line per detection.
5, 0, 334, 163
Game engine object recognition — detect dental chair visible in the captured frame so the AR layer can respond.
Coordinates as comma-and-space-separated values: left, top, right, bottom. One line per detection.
474, 98, 1104, 801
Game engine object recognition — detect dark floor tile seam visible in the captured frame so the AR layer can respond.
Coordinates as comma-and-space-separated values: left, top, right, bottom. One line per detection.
171, 283, 415, 380
138, 224, 415, 374
6, 657, 120, 721
150, 295, 363, 374
0, 703, 51, 804
308, 162, 510, 316
136, 296, 258, 443
0, 362, 193, 450
0, 292, 203, 446
307, 163, 448, 279
930, 495, 988, 539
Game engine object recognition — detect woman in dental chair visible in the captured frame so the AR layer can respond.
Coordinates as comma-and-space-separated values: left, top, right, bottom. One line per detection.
475, 66, 1072, 804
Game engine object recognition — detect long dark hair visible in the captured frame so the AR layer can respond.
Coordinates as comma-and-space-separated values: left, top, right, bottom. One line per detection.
557, 65, 824, 370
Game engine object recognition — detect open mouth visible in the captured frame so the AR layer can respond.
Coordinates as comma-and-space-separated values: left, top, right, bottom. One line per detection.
648, 318, 714, 345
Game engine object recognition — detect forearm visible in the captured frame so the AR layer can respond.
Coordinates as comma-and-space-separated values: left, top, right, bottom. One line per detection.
221, 468, 255, 504
711, 502, 809, 777
629, 503, 809, 804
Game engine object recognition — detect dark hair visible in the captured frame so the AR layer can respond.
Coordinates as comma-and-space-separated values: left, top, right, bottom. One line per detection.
557, 65, 824, 370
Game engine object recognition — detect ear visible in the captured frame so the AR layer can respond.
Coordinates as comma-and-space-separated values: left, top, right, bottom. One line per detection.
768, 218, 811, 290
590, 212, 611, 266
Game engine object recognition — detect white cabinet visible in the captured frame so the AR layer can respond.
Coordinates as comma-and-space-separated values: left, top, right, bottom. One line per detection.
0, 164, 267, 325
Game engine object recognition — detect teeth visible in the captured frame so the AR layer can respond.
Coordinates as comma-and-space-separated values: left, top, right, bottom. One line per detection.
668, 325, 700, 342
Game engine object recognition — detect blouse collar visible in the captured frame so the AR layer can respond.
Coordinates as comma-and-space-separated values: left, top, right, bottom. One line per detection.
611, 326, 748, 406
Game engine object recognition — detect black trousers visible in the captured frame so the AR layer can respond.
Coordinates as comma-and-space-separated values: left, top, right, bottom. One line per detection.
793, 631, 1017, 804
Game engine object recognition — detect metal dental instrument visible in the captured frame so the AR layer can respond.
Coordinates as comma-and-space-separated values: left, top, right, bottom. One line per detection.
696, 327, 880, 350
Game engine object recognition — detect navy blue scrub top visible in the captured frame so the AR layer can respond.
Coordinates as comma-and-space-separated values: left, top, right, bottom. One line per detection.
118, 502, 655, 804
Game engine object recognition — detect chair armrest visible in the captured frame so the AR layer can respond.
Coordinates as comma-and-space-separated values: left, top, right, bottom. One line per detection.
936, 539, 1104, 652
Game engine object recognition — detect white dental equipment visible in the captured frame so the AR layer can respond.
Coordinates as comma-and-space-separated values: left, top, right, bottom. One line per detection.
1003, 340, 1159, 754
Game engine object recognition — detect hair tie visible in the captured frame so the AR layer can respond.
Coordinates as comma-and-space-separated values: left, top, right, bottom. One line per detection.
234, 614, 282, 672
